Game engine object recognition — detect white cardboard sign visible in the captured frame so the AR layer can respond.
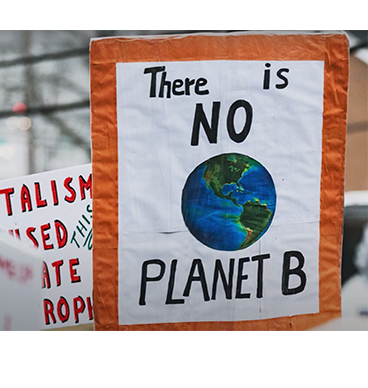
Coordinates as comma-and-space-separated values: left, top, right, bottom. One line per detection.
116, 60, 324, 325
0, 230, 42, 331
0, 164, 92, 329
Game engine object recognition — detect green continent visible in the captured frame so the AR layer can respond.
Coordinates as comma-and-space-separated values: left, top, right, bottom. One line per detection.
238, 201, 273, 249
203, 154, 250, 205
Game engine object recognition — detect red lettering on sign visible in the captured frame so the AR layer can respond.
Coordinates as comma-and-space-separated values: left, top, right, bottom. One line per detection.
26, 226, 39, 248
0, 187, 14, 215
79, 174, 92, 200
42, 261, 50, 289
69, 258, 81, 283
0, 172, 91, 216
44, 299, 56, 325
40, 223, 53, 250
20, 184, 33, 212
50, 180, 59, 206
43, 258, 83, 289
51, 259, 64, 287
64, 177, 76, 203
42, 295, 93, 325
0, 257, 16, 279
8, 228, 20, 239
73, 296, 85, 324
57, 297, 70, 323
0, 256, 34, 284
34, 182, 47, 208
55, 219, 68, 249
87, 297, 93, 320
18, 265, 33, 283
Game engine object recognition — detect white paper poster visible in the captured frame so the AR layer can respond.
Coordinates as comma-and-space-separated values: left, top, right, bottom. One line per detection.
0, 164, 92, 329
0, 229, 42, 331
116, 60, 324, 325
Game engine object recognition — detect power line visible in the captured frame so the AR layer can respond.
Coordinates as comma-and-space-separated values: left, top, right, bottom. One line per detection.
0, 47, 89, 68
0, 31, 241, 68
0, 99, 90, 119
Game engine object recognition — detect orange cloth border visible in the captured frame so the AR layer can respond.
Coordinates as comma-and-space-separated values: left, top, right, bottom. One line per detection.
90, 32, 349, 330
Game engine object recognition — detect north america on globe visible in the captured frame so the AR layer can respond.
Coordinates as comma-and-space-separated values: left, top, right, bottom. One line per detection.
181, 153, 276, 251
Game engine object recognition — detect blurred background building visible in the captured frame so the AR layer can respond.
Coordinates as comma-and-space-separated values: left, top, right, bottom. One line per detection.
0, 30, 366, 179
0, 30, 366, 322
0, 30, 234, 178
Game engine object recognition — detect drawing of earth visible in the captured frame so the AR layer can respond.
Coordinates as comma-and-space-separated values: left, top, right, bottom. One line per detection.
181, 153, 276, 251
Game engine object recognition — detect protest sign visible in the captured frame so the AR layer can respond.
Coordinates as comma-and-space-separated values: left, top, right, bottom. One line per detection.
90, 31, 349, 330
0, 164, 93, 329
0, 228, 42, 330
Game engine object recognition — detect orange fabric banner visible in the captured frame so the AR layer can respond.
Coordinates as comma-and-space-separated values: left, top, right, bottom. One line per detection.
90, 32, 349, 330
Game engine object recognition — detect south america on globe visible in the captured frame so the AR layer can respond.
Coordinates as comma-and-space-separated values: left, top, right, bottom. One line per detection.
181, 153, 276, 251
